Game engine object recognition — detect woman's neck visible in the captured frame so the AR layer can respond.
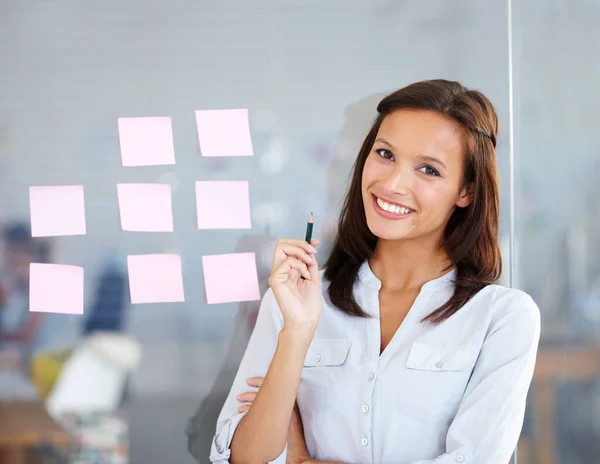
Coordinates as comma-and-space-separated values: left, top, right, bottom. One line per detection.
368, 238, 452, 292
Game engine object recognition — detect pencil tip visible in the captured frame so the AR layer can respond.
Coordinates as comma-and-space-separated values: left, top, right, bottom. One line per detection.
309, 212, 313, 222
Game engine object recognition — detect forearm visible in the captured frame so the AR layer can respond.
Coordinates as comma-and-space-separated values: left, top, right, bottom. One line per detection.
231, 327, 313, 464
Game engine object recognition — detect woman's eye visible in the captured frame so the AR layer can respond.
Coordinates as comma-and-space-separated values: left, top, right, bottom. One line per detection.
375, 148, 394, 160
419, 165, 440, 176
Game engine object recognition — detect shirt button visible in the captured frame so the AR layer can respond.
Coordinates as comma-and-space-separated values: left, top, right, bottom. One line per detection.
435, 361, 444, 368
362, 404, 369, 413
368, 372, 375, 381
455, 454, 465, 462
361, 438, 368, 446
315, 354, 322, 363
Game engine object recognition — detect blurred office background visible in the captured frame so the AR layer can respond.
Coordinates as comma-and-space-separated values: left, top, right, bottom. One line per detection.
0, 0, 598, 463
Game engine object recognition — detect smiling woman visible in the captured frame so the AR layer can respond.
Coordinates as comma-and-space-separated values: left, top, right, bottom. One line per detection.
327, 80, 503, 325
205, 80, 540, 464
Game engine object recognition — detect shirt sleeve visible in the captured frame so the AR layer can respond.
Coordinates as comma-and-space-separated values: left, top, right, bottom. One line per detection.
410, 288, 541, 464
209, 288, 287, 464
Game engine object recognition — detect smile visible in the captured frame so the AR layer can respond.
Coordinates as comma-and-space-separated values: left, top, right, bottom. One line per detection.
372, 194, 415, 219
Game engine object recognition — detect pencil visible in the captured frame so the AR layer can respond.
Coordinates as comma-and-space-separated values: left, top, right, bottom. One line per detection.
305, 212, 314, 244
301, 213, 314, 280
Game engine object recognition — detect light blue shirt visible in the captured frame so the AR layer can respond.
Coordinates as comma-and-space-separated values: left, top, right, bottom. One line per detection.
210, 260, 541, 464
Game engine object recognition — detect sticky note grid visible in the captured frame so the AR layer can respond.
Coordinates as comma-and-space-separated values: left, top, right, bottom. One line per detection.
29, 109, 261, 312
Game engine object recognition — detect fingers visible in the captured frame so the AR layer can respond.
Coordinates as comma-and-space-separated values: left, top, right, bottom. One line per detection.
271, 256, 312, 282
236, 391, 257, 403
276, 242, 316, 266
307, 253, 320, 282
246, 377, 263, 387
236, 391, 256, 413
273, 239, 318, 268
270, 238, 321, 284
237, 404, 250, 413
236, 377, 264, 413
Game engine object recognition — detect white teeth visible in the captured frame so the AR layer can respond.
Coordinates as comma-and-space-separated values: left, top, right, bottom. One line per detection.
376, 197, 412, 215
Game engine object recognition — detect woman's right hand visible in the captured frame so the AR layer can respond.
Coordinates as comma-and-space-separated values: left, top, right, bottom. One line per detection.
268, 238, 322, 334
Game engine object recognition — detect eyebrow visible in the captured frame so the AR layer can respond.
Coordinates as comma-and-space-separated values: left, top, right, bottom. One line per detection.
375, 137, 393, 148
417, 155, 447, 171
374, 137, 447, 171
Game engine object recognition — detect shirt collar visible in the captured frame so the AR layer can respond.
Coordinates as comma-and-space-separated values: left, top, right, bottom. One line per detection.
357, 259, 456, 293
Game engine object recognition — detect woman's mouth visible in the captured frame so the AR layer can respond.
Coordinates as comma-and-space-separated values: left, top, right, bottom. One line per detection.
372, 194, 415, 220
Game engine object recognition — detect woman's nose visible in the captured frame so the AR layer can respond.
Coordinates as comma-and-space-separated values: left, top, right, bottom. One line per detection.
380, 169, 411, 195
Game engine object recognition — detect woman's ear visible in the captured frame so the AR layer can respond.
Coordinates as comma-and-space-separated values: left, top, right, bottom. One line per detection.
456, 184, 473, 208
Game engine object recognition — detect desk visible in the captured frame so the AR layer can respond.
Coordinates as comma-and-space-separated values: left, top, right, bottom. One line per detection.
0, 401, 71, 464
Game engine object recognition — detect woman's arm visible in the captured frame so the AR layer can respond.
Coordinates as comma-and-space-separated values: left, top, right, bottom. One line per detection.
230, 326, 314, 464
207, 288, 316, 464
409, 290, 541, 464
237, 380, 348, 464
211, 236, 321, 463
206, 288, 284, 463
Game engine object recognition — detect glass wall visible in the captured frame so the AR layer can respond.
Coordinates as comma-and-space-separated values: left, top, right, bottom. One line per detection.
1, 0, 597, 462
514, 1, 600, 463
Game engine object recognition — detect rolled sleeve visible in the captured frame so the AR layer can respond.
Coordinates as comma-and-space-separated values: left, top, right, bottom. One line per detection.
210, 410, 286, 463
209, 411, 247, 463
207, 288, 286, 463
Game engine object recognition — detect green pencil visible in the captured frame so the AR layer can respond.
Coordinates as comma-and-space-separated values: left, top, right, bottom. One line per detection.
305, 212, 314, 243
301, 213, 314, 280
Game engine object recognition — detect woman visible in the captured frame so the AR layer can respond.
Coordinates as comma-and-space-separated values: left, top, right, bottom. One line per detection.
208, 80, 540, 464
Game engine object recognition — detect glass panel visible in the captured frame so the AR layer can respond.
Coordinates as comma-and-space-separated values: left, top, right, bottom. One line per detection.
0, 1, 512, 462
514, 1, 600, 463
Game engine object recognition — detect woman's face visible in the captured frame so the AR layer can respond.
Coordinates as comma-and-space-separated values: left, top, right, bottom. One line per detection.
361, 109, 472, 244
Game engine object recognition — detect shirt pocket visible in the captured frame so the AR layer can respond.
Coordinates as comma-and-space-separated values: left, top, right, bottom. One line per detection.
297, 338, 352, 417
395, 342, 480, 423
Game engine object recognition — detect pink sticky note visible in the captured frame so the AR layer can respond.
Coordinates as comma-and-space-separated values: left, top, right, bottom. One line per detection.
29, 263, 84, 314
195, 181, 251, 229
29, 185, 86, 237
195, 109, 253, 157
202, 253, 260, 304
117, 183, 174, 232
118, 117, 176, 166
127, 254, 184, 304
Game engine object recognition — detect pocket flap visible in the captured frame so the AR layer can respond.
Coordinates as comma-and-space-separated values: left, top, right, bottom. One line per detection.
303, 338, 352, 367
406, 342, 479, 372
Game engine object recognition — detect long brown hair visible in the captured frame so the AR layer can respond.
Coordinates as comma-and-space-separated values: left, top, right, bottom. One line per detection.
323, 79, 501, 324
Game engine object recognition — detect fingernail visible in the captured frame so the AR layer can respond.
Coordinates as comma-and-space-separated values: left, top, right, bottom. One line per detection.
308, 246, 316, 253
